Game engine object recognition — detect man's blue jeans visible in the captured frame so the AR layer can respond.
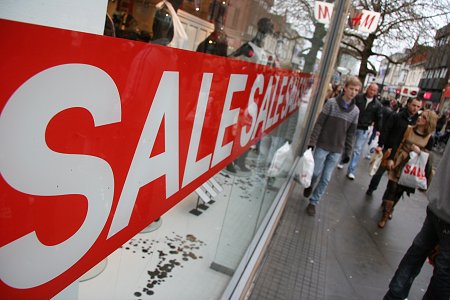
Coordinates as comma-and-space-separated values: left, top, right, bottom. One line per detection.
347, 129, 368, 175
309, 147, 341, 205
384, 207, 450, 300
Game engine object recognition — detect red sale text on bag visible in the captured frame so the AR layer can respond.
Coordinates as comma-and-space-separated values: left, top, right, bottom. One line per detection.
402, 164, 426, 179
0, 20, 312, 299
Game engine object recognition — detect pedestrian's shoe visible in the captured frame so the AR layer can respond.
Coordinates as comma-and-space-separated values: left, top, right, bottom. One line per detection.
337, 164, 344, 169
347, 173, 355, 180
306, 203, 316, 216
226, 163, 237, 173
378, 200, 394, 228
303, 186, 313, 198
366, 188, 374, 196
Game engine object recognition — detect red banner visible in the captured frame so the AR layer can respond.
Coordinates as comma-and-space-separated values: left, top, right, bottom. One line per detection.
0, 19, 312, 299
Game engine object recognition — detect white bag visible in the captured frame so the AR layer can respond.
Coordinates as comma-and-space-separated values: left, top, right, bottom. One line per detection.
267, 142, 293, 177
368, 150, 383, 176
366, 129, 379, 157
296, 148, 315, 188
398, 151, 429, 190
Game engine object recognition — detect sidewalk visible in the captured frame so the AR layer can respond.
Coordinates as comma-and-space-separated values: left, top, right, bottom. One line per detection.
247, 149, 442, 300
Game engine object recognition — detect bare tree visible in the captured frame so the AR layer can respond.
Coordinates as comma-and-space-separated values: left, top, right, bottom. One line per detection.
272, 0, 450, 81
272, 0, 327, 73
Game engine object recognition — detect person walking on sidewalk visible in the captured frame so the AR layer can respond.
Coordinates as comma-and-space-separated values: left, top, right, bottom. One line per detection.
365, 98, 394, 159
304, 76, 361, 216
383, 142, 450, 300
337, 83, 382, 179
366, 98, 421, 196
377, 110, 437, 228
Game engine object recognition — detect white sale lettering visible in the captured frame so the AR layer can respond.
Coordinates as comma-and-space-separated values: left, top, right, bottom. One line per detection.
0, 64, 121, 288
182, 73, 213, 187
272, 76, 289, 124
265, 76, 280, 129
211, 74, 248, 167
0, 63, 308, 293
251, 76, 273, 139
240, 74, 264, 147
108, 71, 180, 238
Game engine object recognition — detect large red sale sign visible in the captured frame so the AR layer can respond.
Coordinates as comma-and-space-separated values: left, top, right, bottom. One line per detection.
0, 19, 312, 299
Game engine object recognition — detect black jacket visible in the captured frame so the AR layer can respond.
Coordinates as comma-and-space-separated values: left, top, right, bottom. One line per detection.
378, 108, 418, 160
353, 93, 383, 130
375, 105, 393, 131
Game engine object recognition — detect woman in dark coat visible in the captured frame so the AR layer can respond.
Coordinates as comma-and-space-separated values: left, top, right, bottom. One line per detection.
378, 110, 438, 228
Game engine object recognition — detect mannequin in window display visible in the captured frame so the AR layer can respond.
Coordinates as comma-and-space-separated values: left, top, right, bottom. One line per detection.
150, 0, 183, 46
229, 17, 273, 65
196, 21, 228, 56
225, 17, 274, 175
112, 10, 143, 40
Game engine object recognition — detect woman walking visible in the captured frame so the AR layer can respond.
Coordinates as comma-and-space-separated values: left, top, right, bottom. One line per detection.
378, 110, 437, 228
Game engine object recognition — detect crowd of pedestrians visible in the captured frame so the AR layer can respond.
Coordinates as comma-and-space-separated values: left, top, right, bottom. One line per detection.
302, 79, 449, 299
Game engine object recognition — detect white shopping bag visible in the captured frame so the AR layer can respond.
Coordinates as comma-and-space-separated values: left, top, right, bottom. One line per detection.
296, 148, 314, 188
267, 142, 293, 177
366, 127, 379, 157
368, 150, 383, 176
398, 151, 429, 190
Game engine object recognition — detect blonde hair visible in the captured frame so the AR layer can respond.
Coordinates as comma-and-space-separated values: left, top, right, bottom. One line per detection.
417, 110, 438, 136
344, 76, 362, 88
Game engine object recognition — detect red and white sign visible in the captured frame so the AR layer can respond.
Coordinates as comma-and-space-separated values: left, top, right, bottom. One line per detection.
349, 9, 380, 33
314, 1, 334, 24
0, 19, 312, 299
424, 92, 433, 100
314, 1, 380, 33
400, 86, 419, 98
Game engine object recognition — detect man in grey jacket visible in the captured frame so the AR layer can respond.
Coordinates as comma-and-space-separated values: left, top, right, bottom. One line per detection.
383, 143, 450, 300
303, 76, 361, 216
338, 83, 382, 179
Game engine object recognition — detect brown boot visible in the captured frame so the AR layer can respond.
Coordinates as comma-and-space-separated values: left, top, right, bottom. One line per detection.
378, 200, 394, 228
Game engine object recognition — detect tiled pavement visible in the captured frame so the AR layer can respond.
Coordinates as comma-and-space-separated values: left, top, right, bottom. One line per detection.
247, 150, 443, 300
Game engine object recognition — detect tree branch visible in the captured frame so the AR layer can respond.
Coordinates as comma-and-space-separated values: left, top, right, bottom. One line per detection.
342, 41, 364, 56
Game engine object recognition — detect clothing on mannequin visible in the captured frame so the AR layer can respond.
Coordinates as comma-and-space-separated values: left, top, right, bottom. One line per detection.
151, 0, 184, 46
196, 21, 228, 57
229, 17, 273, 65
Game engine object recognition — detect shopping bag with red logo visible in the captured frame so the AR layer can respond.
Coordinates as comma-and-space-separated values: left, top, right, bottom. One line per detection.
398, 151, 429, 190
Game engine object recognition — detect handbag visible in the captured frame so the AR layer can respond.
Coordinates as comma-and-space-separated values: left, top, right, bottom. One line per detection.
296, 148, 315, 187
398, 151, 429, 189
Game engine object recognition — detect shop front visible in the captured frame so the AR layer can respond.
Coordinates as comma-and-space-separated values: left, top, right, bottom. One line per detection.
419, 90, 442, 110
0, 1, 345, 299
399, 86, 419, 104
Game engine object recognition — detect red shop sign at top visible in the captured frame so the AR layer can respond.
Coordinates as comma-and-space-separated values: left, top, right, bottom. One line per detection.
0, 19, 312, 299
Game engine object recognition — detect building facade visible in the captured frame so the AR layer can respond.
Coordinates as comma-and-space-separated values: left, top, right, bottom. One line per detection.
418, 23, 450, 111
